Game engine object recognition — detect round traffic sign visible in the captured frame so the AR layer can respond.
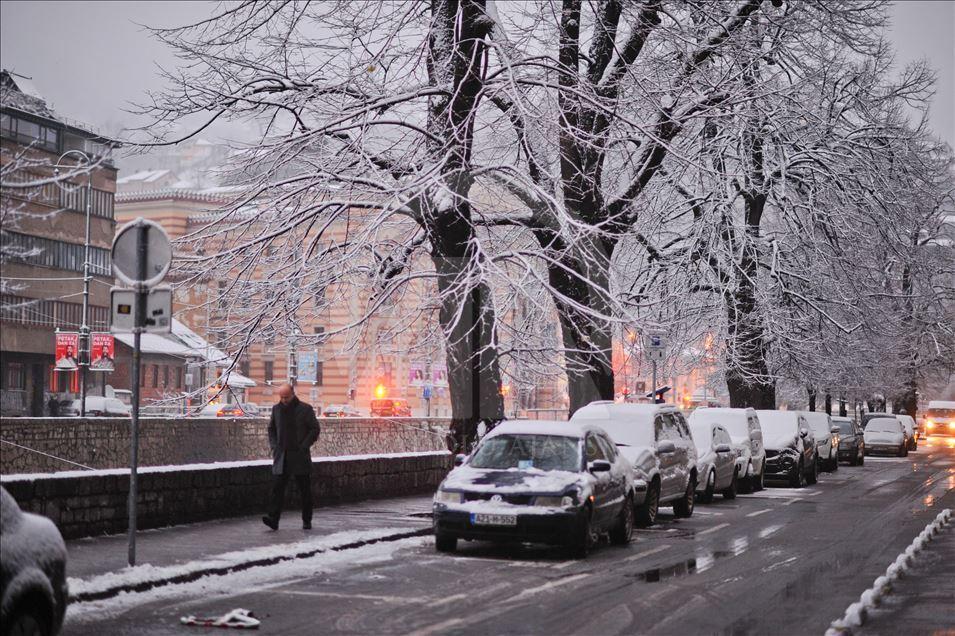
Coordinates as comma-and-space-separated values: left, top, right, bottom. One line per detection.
112, 218, 172, 288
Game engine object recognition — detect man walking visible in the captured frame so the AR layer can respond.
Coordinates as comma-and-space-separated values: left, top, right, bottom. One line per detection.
263, 383, 320, 530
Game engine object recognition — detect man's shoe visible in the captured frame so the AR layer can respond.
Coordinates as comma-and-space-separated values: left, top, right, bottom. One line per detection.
303, 521, 312, 530
262, 515, 278, 531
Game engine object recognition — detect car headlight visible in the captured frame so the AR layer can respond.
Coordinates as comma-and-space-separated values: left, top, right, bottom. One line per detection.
534, 494, 576, 507
434, 489, 463, 504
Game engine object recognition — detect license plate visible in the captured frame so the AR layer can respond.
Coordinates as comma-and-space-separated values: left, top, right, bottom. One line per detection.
470, 513, 517, 526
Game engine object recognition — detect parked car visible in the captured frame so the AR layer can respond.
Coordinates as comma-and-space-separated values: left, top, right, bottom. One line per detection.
239, 402, 260, 417
924, 400, 955, 437
196, 403, 254, 418
432, 420, 634, 557
61, 396, 130, 417
861, 413, 912, 449
1, 487, 68, 636
370, 399, 411, 417
864, 416, 908, 457
895, 414, 917, 451
832, 416, 865, 465
800, 411, 839, 472
755, 410, 818, 487
570, 402, 698, 526
687, 407, 766, 492
322, 404, 364, 418
687, 418, 738, 503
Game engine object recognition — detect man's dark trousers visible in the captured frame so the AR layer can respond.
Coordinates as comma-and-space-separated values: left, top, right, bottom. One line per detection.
267, 459, 312, 524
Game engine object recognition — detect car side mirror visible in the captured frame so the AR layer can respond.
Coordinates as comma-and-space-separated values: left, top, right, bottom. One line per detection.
656, 440, 676, 454
799, 428, 809, 438
715, 443, 732, 454
589, 459, 612, 473
830, 426, 840, 434
453, 454, 466, 467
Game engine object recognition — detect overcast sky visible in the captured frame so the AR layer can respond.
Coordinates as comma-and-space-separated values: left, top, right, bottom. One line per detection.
1, 1, 953, 147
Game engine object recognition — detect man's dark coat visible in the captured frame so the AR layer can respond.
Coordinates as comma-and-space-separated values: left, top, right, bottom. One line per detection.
268, 398, 320, 475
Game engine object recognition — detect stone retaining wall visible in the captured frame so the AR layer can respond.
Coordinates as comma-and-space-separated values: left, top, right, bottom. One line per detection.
0, 416, 450, 474
1, 452, 451, 539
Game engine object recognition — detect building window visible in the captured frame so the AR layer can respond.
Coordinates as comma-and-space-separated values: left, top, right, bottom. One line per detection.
176, 367, 183, 390
141, 366, 147, 388
315, 361, 323, 387
0, 114, 59, 151
5, 363, 26, 390
239, 356, 250, 377
151, 364, 159, 388
0, 232, 110, 275
163, 365, 170, 388
264, 360, 274, 383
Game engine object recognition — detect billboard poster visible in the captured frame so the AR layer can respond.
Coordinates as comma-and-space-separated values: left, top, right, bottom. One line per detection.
409, 361, 426, 386
432, 364, 448, 386
90, 333, 115, 371
299, 351, 319, 383
55, 332, 79, 370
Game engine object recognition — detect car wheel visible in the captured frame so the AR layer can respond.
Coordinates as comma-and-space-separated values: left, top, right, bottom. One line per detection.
858, 452, 864, 466
635, 481, 660, 527
4, 600, 51, 636
902, 444, 909, 457
753, 465, 765, 491
806, 457, 818, 485
698, 470, 715, 504
610, 495, 634, 545
435, 533, 458, 553
673, 476, 696, 518
570, 507, 596, 558
722, 469, 738, 500
911, 440, 917, 451
830, 451, 839, 472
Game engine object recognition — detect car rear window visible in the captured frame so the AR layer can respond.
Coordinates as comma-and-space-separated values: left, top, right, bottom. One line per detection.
866, 418, 901, 433
832, 419, 854, 434
470, 434, 581, 472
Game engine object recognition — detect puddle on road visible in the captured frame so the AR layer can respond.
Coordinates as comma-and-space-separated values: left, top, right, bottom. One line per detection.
628, 542, 750, 583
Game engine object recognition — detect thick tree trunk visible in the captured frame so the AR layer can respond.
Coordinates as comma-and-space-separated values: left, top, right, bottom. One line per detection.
430, 205, 504, 452
808, 387, 817, 411
824, 392, 832, 415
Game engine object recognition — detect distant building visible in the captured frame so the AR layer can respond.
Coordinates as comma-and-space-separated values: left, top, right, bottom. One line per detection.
0, 70, 120, 416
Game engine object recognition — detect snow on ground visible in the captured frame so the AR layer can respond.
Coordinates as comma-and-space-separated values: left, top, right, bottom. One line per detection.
68, 527, 416, 597
66, 536, 428, 623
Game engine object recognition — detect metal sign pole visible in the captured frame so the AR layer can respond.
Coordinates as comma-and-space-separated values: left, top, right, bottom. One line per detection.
652, 359, 658, 405
127, 223, 148, 567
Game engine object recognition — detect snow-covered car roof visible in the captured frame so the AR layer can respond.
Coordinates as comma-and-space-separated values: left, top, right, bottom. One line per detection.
485, 419, 604, 440
571, 401, 679, 424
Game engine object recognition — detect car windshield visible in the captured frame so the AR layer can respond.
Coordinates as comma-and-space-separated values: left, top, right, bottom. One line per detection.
584, 418, 655, 447
927, 408, 955, 419
688, 422, 713, 450
756, 412, 796, 437
867, 418, 900, 433
690, 411, 748, 438
832, 419, 854, 434
803, 413, 831, 435
469, 434, 581, 472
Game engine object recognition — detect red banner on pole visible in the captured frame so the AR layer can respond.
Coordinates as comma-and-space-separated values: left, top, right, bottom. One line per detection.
55, 332, 79, 370
90, 333, 115, 371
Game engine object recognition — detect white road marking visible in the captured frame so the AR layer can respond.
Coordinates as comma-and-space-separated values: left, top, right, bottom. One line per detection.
427, 593, 468, 608
551, 560, 577, 570
693, 509, 724, 516
512, 573, 591, 600
277, 590, 428, 603
746, 508, 772, 518
696, 522, 730, 536
624, 544, 671, 562
782, 497, 803, 506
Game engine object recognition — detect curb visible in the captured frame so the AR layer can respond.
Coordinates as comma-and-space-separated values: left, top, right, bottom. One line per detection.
825, 508, 953, 635
71, 527, 432, 603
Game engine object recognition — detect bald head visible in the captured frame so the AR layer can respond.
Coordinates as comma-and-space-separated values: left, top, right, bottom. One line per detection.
278, 383, 295, 406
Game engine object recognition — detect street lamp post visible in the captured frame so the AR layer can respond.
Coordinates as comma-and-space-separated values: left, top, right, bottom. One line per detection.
54, 150, 94, 418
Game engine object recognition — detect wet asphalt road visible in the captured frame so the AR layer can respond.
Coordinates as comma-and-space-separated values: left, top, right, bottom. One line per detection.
65, 436, 955, 636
